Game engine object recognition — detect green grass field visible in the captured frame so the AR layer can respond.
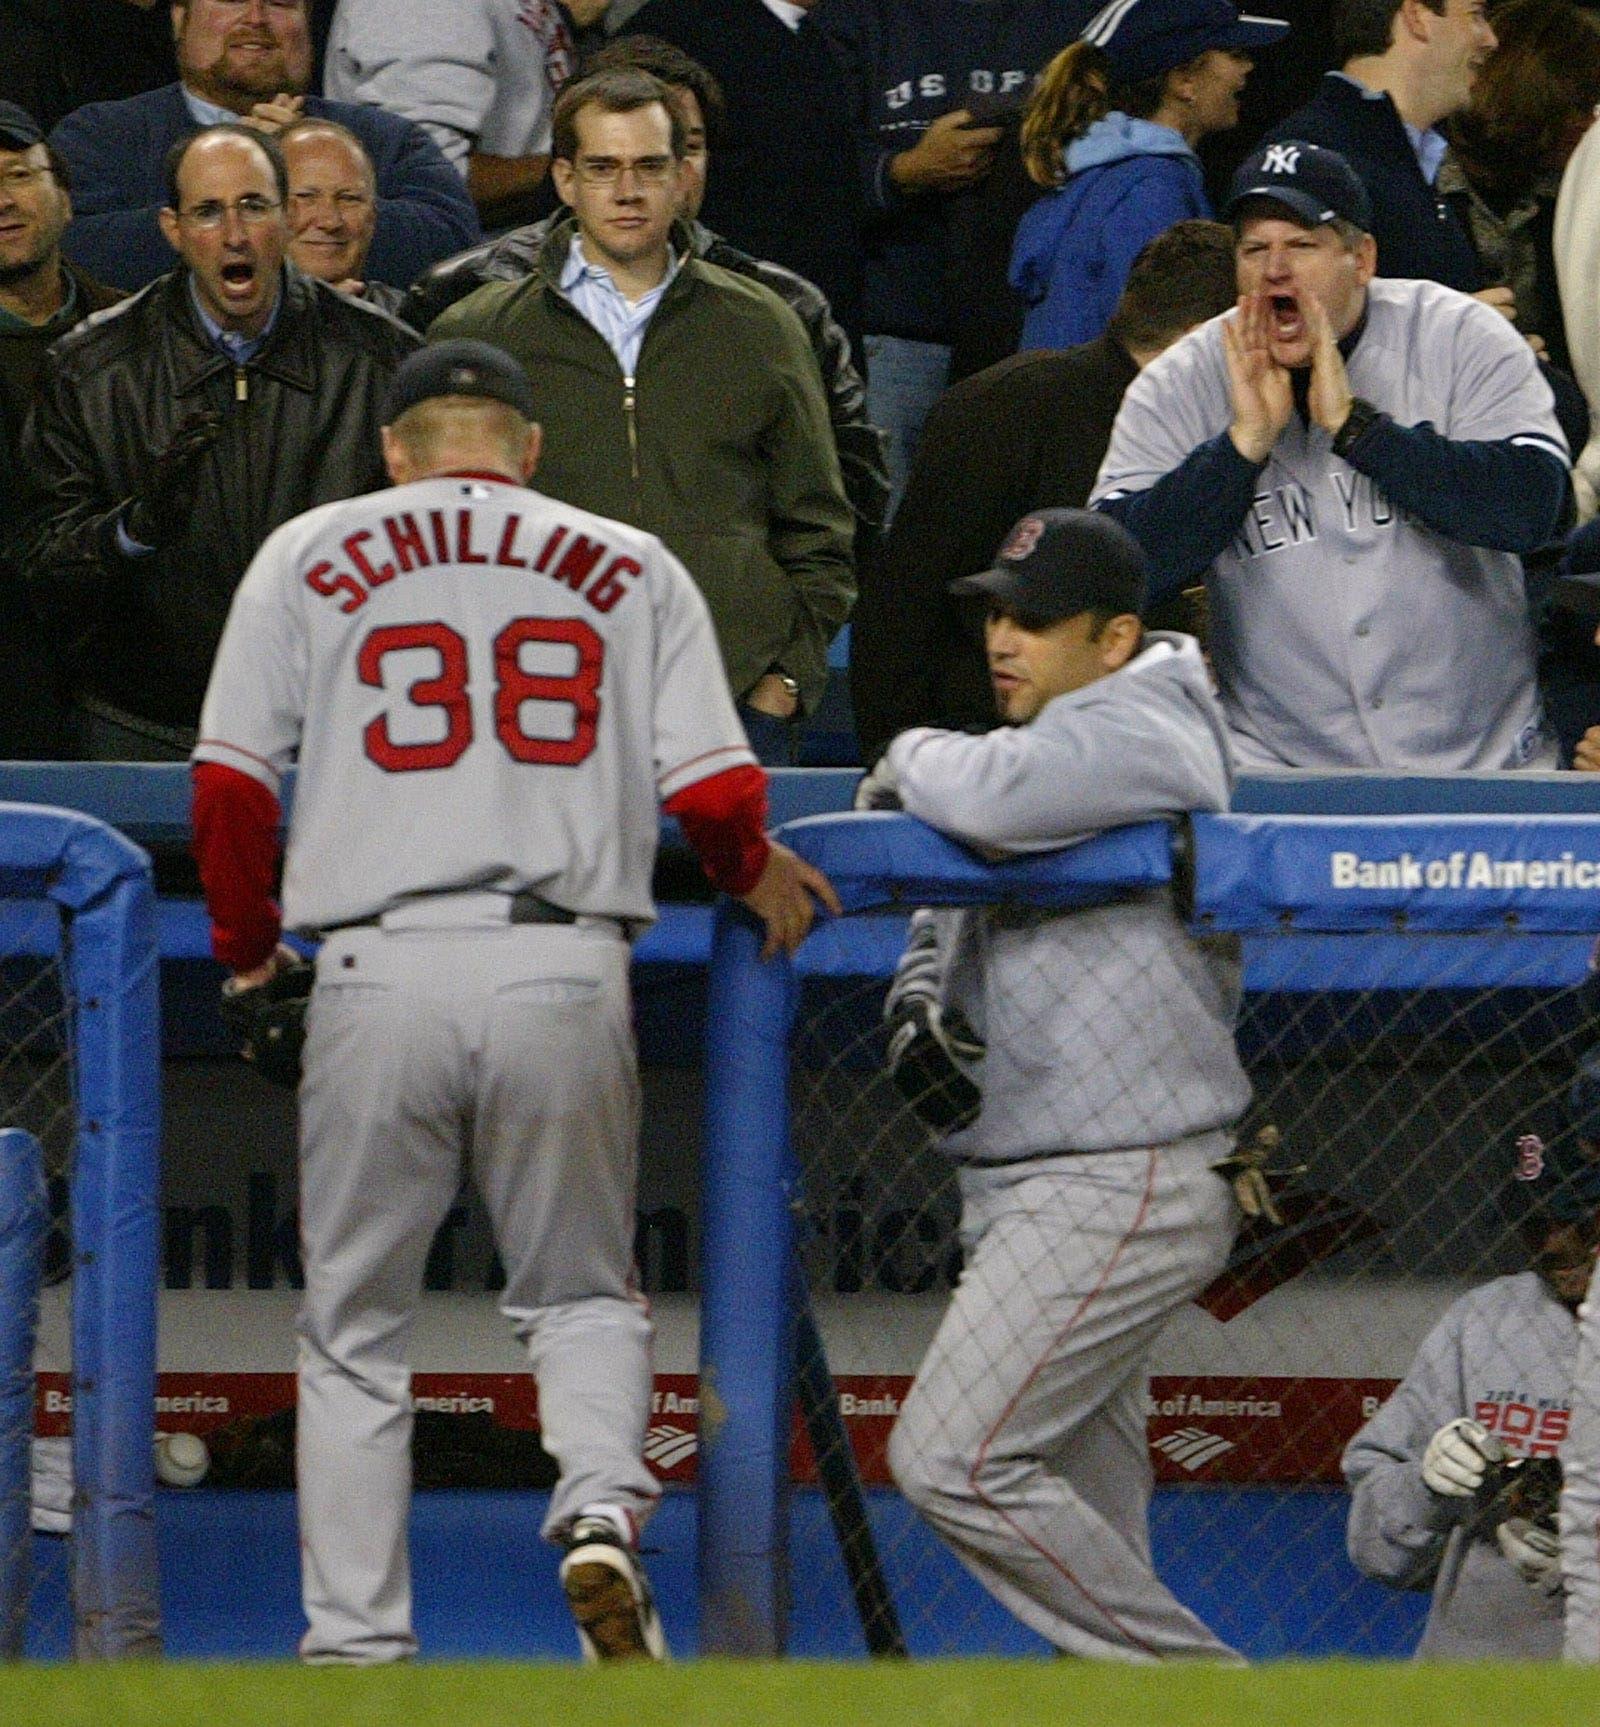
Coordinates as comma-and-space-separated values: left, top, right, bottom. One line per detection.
2, 1660, 1599, 1727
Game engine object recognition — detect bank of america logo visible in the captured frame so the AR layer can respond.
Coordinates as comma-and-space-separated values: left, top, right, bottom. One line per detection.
1153, 1428, 1235, 1471
644, 1425, 698, 1469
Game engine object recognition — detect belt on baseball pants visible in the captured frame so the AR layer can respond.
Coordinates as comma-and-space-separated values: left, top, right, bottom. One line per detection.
322, 890, 615, 935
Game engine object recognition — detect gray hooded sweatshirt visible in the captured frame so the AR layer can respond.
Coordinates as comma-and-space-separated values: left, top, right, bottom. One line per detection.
886, 631, 1251, 1162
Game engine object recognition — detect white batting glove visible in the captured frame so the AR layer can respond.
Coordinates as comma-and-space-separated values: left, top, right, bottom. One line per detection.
1421, 1418, 1505, 1498
854, 754, 902, 811
1495, 1517, 1564, 1596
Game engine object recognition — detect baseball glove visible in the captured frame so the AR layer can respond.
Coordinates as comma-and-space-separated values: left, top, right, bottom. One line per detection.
1473, 1452, 1563, 1536
886, 997, 984, 1132
218, 959, 315, 1088
883, 908, 983, 1133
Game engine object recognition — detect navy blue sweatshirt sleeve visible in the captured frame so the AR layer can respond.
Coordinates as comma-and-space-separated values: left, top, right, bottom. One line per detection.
1096, 432, 1265, 603
1340, 414, 1569, 553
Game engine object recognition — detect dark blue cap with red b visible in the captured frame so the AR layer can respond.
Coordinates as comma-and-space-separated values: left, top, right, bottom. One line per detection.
1513, 1048, 1600, 1223
950, 508, 1148, 621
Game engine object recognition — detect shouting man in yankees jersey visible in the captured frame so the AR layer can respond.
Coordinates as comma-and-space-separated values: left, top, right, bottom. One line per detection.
1091, 139, 1571, 771
189, 339, 838, 1665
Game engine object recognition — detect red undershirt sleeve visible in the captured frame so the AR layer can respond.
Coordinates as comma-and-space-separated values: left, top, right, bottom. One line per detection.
191, 761, 283, 972
663, 763, 772, 898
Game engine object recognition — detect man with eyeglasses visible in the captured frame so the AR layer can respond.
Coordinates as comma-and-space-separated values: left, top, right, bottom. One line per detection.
17, 123, 418, 759
0, 100, 123, 759
47, 0, 477, 295
280, 116, 399, 313
402, 35, 887, 580
432, 68, 855, 765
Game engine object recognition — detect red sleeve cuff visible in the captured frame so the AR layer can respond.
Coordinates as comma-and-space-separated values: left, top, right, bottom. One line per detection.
664, 763, 771, 897
191, 761, 283, 972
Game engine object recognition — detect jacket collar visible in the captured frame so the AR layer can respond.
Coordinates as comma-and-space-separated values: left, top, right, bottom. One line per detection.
162, 263, 322, 395
1316, 71, 1414, 150
535, 213, 704, 300
65, 258, 123, 316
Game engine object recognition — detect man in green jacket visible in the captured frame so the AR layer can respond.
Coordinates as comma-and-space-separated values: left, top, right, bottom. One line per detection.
429, 67, 855, 764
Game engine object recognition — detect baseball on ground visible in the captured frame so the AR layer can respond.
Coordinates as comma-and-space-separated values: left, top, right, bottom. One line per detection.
154, 1430, 210, 1488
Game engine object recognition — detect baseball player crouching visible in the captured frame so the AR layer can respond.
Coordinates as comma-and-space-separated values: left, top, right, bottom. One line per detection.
1343, 1085, 1600, 1660
861, 507, 1252, 1661
189, 339, 838, 1664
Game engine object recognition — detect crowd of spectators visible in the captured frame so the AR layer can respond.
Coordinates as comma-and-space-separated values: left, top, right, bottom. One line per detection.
5, 0, 1600, 777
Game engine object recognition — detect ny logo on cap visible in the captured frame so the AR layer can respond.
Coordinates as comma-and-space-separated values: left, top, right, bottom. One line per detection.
1515, 1133, 1547, 1182
1261, 143, 1301, 176
1000, 516, 1045, 561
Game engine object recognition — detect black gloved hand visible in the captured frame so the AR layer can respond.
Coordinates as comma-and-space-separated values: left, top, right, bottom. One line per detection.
121, 411, 223, 550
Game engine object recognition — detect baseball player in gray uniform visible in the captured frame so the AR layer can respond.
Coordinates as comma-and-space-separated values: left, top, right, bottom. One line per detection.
1559, 1047, 1600, 1661
1344, 1110, 1600, 1661
860, 507, 1252, 1662
188, 339, 837, 1664
1090, 141, 1570, 772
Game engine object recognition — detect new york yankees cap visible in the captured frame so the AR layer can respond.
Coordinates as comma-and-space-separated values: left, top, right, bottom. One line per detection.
950, 508, 1148, 621
1080, 0, 1288, 85
1225, 140, 1372, 232
0, 102, 46, 151
383, 339, 539, 424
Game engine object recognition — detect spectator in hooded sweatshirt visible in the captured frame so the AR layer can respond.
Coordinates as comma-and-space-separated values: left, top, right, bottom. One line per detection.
1011, 0, 1287, 352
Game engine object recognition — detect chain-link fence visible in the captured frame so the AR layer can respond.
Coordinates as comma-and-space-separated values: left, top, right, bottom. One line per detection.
0, 805, 161, 1660
0, 901, 74, 1657
696, 813, 1600, 1661
785, 926, 1593, 1660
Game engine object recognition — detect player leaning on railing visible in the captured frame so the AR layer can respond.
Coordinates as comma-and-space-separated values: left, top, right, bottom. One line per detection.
855, 506, 1253, 1661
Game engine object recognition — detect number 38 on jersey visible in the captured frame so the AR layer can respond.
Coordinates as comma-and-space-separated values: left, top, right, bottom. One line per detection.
358, 614, 603, 773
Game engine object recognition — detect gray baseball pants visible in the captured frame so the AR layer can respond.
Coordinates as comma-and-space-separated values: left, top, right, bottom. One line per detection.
889, 1135, 1241, 1662
294, 917, 659, 1664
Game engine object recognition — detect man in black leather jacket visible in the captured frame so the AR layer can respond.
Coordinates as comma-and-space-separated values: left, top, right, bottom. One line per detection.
400, 35, 889, 553
17, 123, 419, 757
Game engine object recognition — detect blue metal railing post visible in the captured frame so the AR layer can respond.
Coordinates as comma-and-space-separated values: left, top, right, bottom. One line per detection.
698, 899, 800, 1655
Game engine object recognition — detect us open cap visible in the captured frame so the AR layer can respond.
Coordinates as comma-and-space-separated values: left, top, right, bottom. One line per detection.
1225, 139, 1373, 231
950, 508, 1148, 622
383, 339, 538, 424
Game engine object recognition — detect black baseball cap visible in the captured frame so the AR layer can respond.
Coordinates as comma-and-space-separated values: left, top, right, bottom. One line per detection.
1081, 0, 1288, 84
0, 102, 46, 151
383, 339, 538, 424
950, 508, 1148, 621
1506, 1050, 1600, 1226
1225, 140, 1372, 232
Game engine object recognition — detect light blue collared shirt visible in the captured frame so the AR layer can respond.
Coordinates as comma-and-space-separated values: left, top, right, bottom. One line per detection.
182, 89, 244, 129
186, 273, 281, 367
1331, 71, 1448, 184
558, 234, 680, 377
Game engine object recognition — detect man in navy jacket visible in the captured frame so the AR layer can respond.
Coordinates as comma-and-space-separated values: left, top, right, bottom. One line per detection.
49, 0, 477, 292
1259, 0, 1493, 292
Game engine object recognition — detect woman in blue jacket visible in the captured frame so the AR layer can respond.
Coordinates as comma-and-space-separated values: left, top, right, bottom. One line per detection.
1011, 0, 1287, 351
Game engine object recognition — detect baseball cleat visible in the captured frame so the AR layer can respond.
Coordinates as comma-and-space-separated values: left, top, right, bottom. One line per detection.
559, 1517, 667, 1662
